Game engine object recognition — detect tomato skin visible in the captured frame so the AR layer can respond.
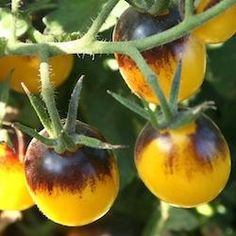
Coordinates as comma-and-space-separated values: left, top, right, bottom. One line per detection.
0, 127, 34, 210
0, 55, 74, 94
24, 122, 119, 226
135, 116, 230, 207
113, 8, 206, 104
193, 0, 236, 44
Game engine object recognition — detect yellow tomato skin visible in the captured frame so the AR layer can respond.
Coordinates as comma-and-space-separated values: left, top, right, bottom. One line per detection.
0, 128, 34, 210
24, 123, 119, 226
0, 55, 74, 93
193, 0, 236, 44
135, 117, 231, 207
113, 8, 206, 104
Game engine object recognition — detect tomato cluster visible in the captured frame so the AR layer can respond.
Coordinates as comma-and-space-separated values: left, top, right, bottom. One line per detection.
112, 2, 233, 208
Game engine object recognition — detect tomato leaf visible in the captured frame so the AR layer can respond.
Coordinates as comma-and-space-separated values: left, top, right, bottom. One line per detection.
43, 0, 108, 36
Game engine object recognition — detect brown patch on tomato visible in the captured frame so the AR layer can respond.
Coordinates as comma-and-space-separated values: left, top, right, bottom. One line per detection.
24, 123, 116, 194
185, 117, 228, 179
201, 0, 219, 12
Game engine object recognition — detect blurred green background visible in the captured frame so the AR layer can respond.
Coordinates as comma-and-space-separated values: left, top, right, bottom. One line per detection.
0, 0, 236, 235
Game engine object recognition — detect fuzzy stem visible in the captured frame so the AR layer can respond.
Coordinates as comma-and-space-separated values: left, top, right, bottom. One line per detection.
6, 0, 235, 56
128, 48, 173, 121
10, 0, 21, 43
39, 50, 63, 138
83, 0, 119, 40
184, 0, 194, 18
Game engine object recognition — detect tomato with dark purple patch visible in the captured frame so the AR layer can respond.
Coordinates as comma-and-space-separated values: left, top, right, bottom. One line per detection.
113, 7, 206, 104
0, 126, 34, 210
24, 122, 119, 226
135, 116, 230, 207
193, 0, 236, 44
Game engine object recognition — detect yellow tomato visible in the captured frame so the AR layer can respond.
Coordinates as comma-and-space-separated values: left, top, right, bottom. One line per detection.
135, 116, 230, 207
193, 0, 236, 44
0, 55, 74, 93
113, 7, 206, 104
24, 123, 119, 226
0, 127, 34, 210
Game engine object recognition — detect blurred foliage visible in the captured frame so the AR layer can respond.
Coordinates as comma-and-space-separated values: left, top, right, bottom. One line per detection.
0, 0, 235, 236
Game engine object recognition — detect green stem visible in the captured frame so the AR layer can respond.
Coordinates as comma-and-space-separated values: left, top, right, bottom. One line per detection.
128, 47, 173, 121
10, 0, 21, 43
39, 50, 63, 138
83, 0, 119, 40
184, 0, 194, 18
148, 0, 170, 15
6, 0, 235, 56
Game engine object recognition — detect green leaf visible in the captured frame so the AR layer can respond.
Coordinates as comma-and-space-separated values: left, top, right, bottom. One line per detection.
0, 8, 29, 38
43, 0, 107, 36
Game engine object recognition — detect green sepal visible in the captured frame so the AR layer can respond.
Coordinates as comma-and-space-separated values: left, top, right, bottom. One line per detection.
169, 62, 182, 110
74, 134, 126, 150
14, 122, 56, 147
108, 90, 150, 120
21, 83, 53, 136
168, 101, 216, 129
64, 76, 84, 134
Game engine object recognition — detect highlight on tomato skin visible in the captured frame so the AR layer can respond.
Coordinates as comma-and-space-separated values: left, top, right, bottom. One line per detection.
134, 116, 231, 208
24, 122, 119, 226
0, 126, 34, 211
193, 0, 236, 44
0, 54, 74, 94
113, 7, 206, 104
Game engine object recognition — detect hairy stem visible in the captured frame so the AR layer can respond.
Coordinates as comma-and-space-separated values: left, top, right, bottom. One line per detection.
184, 0, 194, 18
39, 50, 63, 138
83, 0, 119, 40
6, 0, 235, 56
128, 48, 172, 121
10, 0, 21, 43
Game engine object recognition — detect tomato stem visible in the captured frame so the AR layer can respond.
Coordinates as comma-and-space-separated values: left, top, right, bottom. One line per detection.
128, 48, 173, 122
10, 0, 21, 43
5, 0, 235, 57
39, 50, 63, 138
83, 0, 119, 40
184, 0, 194, 19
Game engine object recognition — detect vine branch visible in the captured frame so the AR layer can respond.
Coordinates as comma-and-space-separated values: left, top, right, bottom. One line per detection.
6, 0, 235, 56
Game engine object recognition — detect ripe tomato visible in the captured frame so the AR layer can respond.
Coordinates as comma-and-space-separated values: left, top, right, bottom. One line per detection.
193, 0, 236, 44
0, 55, 74, 93
113, 7, 206, 104
0, 126, 34, 210
24, 122, 119, 226
135, 116, 230, 207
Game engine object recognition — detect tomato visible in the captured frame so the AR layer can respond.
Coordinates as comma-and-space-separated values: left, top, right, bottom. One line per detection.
135, 116, 230, 207
113, 7, 206, 104
0, 55, 74, 93
193, 0, 236, 44
0, 126, 34, 210
24, 122, 119, 226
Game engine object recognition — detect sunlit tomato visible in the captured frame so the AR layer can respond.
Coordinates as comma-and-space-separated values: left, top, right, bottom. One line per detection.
113, 7, 206, 104
0, 126, 34, 210
135, 116, 230, 207
193, 0, 236, 44
24, 122, 119, 226
0, 55, 74, 93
